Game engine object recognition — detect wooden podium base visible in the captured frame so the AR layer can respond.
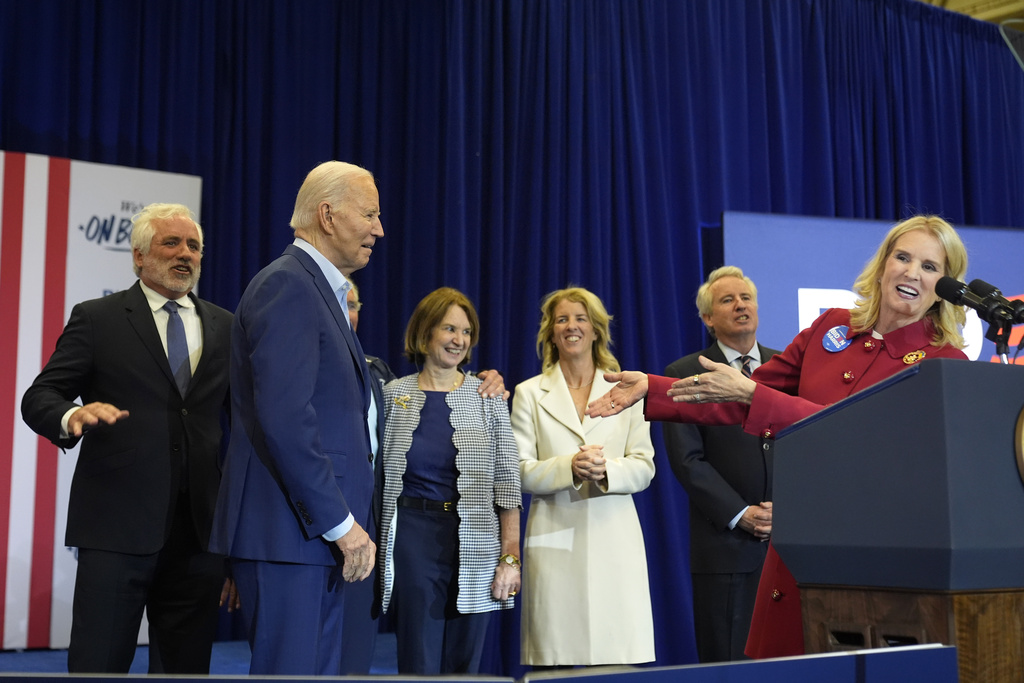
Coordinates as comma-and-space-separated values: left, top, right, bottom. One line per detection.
801, 584, 1024, 683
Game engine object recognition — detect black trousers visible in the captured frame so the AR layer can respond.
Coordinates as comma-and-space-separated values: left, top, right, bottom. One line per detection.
392, 506, 490, 675
67, 493, 224, 674
691, 568, 762, 663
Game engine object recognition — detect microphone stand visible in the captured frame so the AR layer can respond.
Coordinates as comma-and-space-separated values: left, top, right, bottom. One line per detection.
969, 282, 1024, 364
985, 315, 1013, 364
1003, 303, 1024, 365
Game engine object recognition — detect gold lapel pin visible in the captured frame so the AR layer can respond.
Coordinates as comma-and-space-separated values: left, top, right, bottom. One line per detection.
903, 350, 926, 365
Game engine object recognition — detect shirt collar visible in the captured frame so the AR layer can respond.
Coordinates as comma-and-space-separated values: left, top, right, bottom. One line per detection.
874, 316, 936, 358
292, 237, 352, 325
716, 339, 759, 365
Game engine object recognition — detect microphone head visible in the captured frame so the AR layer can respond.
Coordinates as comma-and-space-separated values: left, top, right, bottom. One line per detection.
968, 279, 1000, 297
935, 276, 967, 305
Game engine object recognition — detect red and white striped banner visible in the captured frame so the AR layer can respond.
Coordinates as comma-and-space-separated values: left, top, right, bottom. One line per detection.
0, 151, 201, 649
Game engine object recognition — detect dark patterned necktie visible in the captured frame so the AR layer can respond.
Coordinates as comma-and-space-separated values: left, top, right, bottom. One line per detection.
164, 301, 192, 396
739, 355, 753, 378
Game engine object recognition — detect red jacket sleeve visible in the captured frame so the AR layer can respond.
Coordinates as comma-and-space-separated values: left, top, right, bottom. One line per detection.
644, 373, 750, 425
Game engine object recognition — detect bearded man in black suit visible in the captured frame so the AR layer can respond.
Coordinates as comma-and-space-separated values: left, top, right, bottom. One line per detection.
21, 203, 233, 674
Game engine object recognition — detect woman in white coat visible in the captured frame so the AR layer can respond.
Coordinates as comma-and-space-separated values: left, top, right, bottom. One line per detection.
511, 286, 656, 667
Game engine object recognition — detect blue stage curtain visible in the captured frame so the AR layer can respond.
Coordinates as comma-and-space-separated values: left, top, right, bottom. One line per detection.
3, 0, 1024, 674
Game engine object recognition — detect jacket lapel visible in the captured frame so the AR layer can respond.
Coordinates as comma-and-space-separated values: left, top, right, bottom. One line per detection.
123, 282, 178, 389
581, 371, 612, 438
285, 245, 370, 408
705, 342, 728, 365
538, 366, 587, 442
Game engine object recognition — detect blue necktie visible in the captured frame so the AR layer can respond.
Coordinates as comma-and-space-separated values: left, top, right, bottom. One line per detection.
164, 301, 192, 396
739, 355, 754, 378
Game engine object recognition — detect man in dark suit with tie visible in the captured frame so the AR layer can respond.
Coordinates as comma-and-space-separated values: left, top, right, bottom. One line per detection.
21, 203, 233, 674
663, 265, 780, 663
210, 161, 381, 676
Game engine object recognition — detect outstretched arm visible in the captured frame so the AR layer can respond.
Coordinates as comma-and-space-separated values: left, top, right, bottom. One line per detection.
67, 403, 130, 437
666, 355, 757, 405
585, 371, 649, 417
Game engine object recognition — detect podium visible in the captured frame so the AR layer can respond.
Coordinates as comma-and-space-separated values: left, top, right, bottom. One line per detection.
772, 359, 1024, 683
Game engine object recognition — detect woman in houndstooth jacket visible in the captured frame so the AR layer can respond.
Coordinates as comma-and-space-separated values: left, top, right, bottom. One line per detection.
377, 287, 521, 675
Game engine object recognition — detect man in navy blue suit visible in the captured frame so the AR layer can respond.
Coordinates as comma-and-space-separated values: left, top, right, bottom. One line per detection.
211, 161, 382, 676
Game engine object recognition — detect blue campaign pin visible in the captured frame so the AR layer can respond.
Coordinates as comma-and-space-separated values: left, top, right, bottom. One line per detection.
822, 325, 852, 353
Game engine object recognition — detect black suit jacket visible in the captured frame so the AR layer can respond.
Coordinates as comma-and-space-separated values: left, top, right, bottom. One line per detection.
365, 354, 395, 538
21, 282, 232, 554
663, 342, 779, 574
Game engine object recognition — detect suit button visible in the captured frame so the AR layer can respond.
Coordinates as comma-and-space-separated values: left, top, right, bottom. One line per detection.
180, 408, 188, 416
863, 340, 875, 351
762, 429, 774, 439
842, 371, 855, 383
771, 589, 783, 601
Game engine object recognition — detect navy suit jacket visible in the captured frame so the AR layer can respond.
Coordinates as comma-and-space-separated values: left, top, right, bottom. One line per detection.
21, 282, 232, 554
211, 245, 374, 565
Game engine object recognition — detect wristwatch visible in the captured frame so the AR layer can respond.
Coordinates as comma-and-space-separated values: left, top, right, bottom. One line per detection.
498, 553, 521, 570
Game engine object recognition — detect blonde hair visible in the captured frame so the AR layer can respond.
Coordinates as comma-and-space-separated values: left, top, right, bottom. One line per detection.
536, 287, 619, 373
850, 215, 968, 348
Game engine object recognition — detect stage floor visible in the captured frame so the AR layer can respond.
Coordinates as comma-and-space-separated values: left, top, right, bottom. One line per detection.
0, 634, 399, 675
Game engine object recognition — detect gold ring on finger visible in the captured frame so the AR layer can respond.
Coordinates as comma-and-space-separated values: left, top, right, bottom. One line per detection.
693, 374, 700, 385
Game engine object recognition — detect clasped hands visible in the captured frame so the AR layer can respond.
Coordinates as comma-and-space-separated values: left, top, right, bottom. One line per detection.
571, 444, 606, 483
738, 502, 773, 541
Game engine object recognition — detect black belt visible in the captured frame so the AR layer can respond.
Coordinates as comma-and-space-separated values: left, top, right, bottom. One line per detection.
398, 496, 457, 513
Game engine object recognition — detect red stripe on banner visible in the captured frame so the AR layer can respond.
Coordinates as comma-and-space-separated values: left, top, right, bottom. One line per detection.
27, 157, 71, 648
0, 152, 27, 647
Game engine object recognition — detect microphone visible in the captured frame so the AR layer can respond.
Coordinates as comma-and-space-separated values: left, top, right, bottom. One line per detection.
967, 279, 1024, 324
935, 276, 1016, 324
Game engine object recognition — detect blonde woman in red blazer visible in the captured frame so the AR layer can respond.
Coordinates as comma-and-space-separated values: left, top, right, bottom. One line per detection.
587, 215, 970, 658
